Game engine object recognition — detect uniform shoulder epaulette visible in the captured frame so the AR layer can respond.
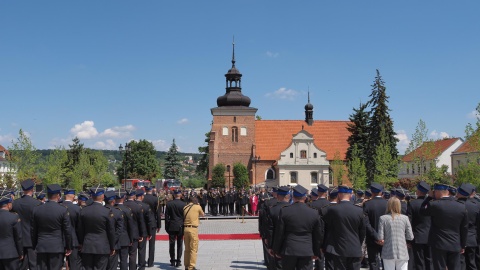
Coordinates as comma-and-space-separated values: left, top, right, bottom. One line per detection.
456, 200, 466, 204
321, 203, 332, 209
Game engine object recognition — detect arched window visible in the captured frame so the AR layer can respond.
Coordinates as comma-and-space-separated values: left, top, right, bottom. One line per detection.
313, 153, 317, 158
290, 171, 297, 184
266, 168, 275, 180
290, 153, 293, 158
232, 126, 238, 142
300, 150, 307, 159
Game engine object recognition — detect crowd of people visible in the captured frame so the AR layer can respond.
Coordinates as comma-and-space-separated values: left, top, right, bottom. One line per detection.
0, 179, 205, 270
259, 181, 478, 270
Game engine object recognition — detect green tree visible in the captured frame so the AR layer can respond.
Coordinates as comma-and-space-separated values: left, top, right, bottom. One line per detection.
41, 147, 67, 187
117, 140, 162, 181
233, 162, 249, 189
211, 163, 226, 188
163, 139, 182, 179
404, 119, 436, 178
348, 144, 367, 190
196, 132, 210, 178
63, 137, 84, 188
331, 151, 345, 186
373, 134, 398, 187
366, 70, 398, 182
7, 129, 41, 183
346, 103, 369, 161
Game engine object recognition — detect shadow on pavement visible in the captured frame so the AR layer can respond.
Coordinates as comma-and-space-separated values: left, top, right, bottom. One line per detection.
153, 262, 178, 269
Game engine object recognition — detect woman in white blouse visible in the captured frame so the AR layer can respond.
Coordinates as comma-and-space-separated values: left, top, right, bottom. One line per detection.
377, 197, 414, 270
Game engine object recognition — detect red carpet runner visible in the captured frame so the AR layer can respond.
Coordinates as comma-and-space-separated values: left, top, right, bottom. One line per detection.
156, 233, 261, 240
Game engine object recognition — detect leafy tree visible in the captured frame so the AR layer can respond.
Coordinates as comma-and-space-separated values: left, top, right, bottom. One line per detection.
457, 102, 480, 189
7, 129, 41, 183
366, 70, 398, 182
405, 119, 429, 155
63, 137, 84, 188
456, 162, 480, 190
1, 174, 15, 189
182, 174, 207, 188
404, 119, 436, 178
117, 140, 162, 181
348, 144, 367, 190
163, 139, 182, 179
331, 151, 345, 186
373, 133, 398, 187
41, 147, 67, 187
196, 132, 210, 178
233, 162, 249, 189
211, 163, 226, 188
346, 103, 369, 161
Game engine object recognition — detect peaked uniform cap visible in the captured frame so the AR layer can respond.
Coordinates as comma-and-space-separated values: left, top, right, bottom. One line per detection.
47, 184, 62, 194
317, 184, 328, 193
292, 185, 308, 197
311, 188, 319, 196
370, 183, 384, 193
417, 181, 430, 193
458, 183, 475, 196
89, 185, 105, 196
21, 179, 35, 191
0, 195, 12, 205
104, 191, 116, 201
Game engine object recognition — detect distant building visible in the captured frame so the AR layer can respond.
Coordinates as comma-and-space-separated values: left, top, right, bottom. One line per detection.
451, 134, 480, 175
208, 44, 350, 188
398, 138, 463, 178
0, 145, 16, 184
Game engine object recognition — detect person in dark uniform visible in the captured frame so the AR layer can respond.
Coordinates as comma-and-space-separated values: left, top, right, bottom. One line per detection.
323, 185, 366, 269
165, 188, 187, 267
259, 187, 277, 268
0, 195, 23, 270
363, 182, 387, 270
35, 191, 46, 204
355, 190, 365, 205
407, 181, 432, 270
104, 191, 124, 270
78, 186, 116, 270
266, 186, 290, 270
309, 184, 330, 270
272, 185, 323, 270
142, 185, 161, 267
225, 188, 234, 216
420, 183, 468, 270
31, 184, 72, 270
124, 188, 146, 270
198, 189, 207, 213
456, 183, 479, 270
60, 188, 82, 270
135, 189, 154, 270
308, 188, 319, 206
115, 189, 136, 270
77, 193, 89, 208
11, 179, 41, 270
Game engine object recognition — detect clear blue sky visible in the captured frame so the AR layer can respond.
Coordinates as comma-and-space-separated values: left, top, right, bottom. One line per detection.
1, 1, 479, 154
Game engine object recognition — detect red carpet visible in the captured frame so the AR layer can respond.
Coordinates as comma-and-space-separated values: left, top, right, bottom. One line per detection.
156, 234, 261, 240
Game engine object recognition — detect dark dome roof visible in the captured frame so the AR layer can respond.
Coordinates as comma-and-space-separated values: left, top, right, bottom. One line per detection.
217, 90, 251, 107
305, 102, 314, 110
227, 66, 241, 75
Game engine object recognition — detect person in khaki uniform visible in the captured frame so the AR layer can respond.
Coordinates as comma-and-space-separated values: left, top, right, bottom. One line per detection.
183, 196, 204, 270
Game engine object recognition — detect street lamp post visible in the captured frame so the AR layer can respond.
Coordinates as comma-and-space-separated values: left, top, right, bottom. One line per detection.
251, 156, 260, 190
226, 165, 231, 188
119, 142, 131, 186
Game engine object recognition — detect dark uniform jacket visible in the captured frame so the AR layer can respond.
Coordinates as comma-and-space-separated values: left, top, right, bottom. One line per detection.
272, 202, 323, 257
124, 199, 146, 239
407, 196, 431, 244
11, 195, 41, 248
0, 209, 23, 259
310, 198, 329, 214
32, 201, 72, 253
115, 203, 136, 245
457, 197, 479, 247
420, 196, 468, 252
259, 197, 277, 238
105, 205, 124, 250
165, 199, 186, 233
363, 196, 387, 242
143, 194, 161, 229
266, 200, 289, 249
78, 202, 116, 254
136, 201, 154, 237
323, 200, 365, 257
61, 200, 81, 248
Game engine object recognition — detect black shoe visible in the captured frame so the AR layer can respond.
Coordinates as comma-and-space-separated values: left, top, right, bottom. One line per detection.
170, 261, 176, 266
176, 261, 182, 267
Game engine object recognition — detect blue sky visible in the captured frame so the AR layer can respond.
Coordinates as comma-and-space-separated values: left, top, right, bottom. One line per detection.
1, 1, 479, 154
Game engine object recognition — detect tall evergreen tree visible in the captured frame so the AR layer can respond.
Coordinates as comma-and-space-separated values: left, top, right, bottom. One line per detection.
163, 139, 182, 179
366, 70, 399, 182
346, 103, 370, 161
196, 132, 210, 178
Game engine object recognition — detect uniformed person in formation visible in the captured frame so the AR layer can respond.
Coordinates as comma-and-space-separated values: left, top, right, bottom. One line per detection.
272, 185, 323, 270
104, 191, 124, 270
323, 185, 366, 269
0, 195, 23, 270
406, 181, 432, 270
143, 184, 162, 267
165, 188, 187, 267
308, 184, 329, 270
420, 183, 468, 270
11, 179, 41, 270
31, 184, 72, 270
363, 182, 387, 270
266, 186, 290, 270
35, 191, 46, 203
115, 189, 137, 270
259, 187, 278, 267
183, 196, 205, 270
60, 188, 82, 270
77, 186, 116, 270
135, 189, 154, 270
124, 188, 145, 270
456, 183, 478, 270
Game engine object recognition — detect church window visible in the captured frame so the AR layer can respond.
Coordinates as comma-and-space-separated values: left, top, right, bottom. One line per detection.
311, 172, 318, 184
290, 153, 293, 158
234, 116, 237, 123
266, 168, 275, 180
300, 150, 307, 159
313, 153, 317, 158
222, 127, 228, 136
240, 127, 247, 136
232, 126, 238, 142
290, 171, 297, 184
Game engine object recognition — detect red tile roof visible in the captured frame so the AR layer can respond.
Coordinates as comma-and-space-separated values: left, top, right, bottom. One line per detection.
255, 120, 351, 161
0, 145, 6, 152
402, 138, 461, 162
453, 139, 480, 154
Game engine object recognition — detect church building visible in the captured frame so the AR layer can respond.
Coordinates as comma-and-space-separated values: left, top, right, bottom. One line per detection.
208, 44, 351, 189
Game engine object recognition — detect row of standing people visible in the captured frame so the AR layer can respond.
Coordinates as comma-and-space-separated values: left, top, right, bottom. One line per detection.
259, 180, 477, 270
